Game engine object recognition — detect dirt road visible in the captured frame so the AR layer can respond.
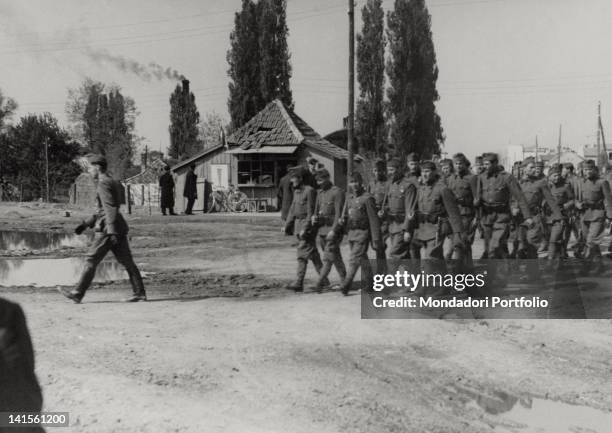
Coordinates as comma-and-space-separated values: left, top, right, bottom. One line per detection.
1, 203, 612, 432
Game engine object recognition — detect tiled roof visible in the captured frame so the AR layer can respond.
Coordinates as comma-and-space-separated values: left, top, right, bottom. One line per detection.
171, 144, 225, 171
227, 100, 358, 160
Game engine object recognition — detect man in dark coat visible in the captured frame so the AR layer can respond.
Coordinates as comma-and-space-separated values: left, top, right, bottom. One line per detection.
159, 165, 176, 215
277, 164, 294, 221
58, 155, 146, 303
183, 164, 198, 215
0, 298, 45, 432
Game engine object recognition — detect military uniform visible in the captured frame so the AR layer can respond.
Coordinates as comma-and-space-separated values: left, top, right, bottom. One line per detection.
576, 176, 612, 264
367, 177, 390, 272
313, 181, 346, 287
563, 173, 583, 256
0, 298, 44, 427
285, 181, 324, 290
338, 190, 382, 295
476, 166, 532, 259
516, 176, 562, 258
384, 176, 417, 259
72, 173, 146, 301
446, 171, 478, 266
545, 179, 574, 260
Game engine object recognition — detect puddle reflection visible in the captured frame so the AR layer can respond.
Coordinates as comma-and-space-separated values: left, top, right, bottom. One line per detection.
0, 230, 90, 252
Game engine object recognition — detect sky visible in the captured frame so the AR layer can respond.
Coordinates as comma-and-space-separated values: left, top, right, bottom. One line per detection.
1, 0, 612, 160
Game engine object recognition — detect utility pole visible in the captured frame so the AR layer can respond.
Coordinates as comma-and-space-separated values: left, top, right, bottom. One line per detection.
535, 135, 539, 162
45, 138, 50, 203
597, 101, 601, 169
347, 0, 355, 180
598, 101, 608, 168
557, 124, 562, 164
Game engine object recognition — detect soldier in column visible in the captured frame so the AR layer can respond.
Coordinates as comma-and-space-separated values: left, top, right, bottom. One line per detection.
284, 166, 326, 292
515, 158, 562, 264
367, 158, 390, 273
336, 172, 383, 296
473, 155, 485, 176
405, 152, 421, 183
575, 160, 612, 274
561, 162, 583, 258
446, 153, 478, 269
439, 159, 454, 185
384, 158, 417, 261
411, 161, 465, 293
545, 165, 574, 268
311, 168, 346, 291
59, 155, 146, 303
507, 161, 524, 259
475, 153, 533, 260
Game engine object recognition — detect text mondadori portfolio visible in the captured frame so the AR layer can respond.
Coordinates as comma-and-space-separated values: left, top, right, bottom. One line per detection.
372, 296, 549, 309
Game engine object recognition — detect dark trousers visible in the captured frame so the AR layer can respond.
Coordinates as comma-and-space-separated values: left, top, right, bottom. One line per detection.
74, 233, 145, 296
185, 197, 196, 214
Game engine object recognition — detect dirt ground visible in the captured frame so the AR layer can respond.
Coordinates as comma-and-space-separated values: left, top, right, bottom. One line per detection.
1, 202, 612, 433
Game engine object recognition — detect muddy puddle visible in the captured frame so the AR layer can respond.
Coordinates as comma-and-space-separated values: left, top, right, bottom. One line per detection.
0, 230, 90, 252
454, 384, 612, 432
0, 257, 130, 287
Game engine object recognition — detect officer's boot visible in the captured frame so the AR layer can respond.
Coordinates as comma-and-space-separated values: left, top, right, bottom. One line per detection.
313, 259, 333, 292
125, 265, 147, 302
286, 259, 307, 292
312, 253, 330, 287
334, 255, 347, 281
339, 262, 359, 295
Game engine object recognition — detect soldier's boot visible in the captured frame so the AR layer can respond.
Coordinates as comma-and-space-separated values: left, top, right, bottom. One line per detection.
124, 265, 147, 302
334, 255, 347, 281
312, 253, 330, 287
339, 263, 359, 296
313, 260, 333, 292
286, 259, 307, 292
67, 261, 98, 302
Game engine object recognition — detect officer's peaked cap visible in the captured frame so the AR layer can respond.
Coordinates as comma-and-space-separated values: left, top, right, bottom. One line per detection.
406, 153, 419, 162
482, 153, 498, 163
420, 160, 437, 170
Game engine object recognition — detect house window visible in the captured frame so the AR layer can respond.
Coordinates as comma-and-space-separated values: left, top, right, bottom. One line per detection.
237, 157, 296, 186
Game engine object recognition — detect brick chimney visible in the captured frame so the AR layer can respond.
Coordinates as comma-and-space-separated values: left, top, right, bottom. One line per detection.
182, 78, 190, 95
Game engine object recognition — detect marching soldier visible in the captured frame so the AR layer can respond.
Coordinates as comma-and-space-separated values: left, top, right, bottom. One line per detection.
439, 159, 454, 184
446, 153, 478, 268
515, 158, 563, 266
383, 158, 417, 260
59, 155, 146, 303
312, 168, 346, 291
284, 166, 326, 292
367, 158, 390, 272
473, 155, 485, 176
405, 152, 421, 183
545, 165, 574, 266
412, 161, 465, 289
475, 153, 533, 260
561, 162, 583, 258
336, 172, 383, 296
575, 160, 612, 274
534, 160, 545, 180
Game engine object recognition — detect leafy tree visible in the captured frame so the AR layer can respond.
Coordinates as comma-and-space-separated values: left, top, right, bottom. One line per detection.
227, 0, 293, 129
386, 0, 444, 160
0, 89, 18, 133
7, 113, 81, 201
198, 111, 228, 149
356, 0, 386, 157
168, 80, 201, 159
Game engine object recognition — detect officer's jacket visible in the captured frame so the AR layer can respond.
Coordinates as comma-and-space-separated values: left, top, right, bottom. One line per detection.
518, 177, 562, 220
446, 172, 477, 216
286, 184, 317, 233
476, 168, 532, 218
577, 177, 612, 221
414, 177, 464, 240
545, 181, 574, 223
314, 183, 345, 234
384, 176, 417, 232
345, 191, 382, 248
0, 298, 43, 412
83, 174, 129, 235
367, 179, 389, 210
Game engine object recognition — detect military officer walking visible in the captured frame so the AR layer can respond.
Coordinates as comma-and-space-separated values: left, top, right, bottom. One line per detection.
561, 162, 583, 258
545, 165, 574, 266
367, 158, 390, 273
336, 172, 383, 296
284, 166, 326, 292
59, 155, 146, 303
575, 160, 612, 274
312, 168, 346, 291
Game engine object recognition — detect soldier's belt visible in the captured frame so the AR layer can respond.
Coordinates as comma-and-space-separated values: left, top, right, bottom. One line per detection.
387, 213, 406, 223
482, 203, 510, 213
317, 215, 335, 226
416, 212, 443, 224
583, 202, 604, 210
348, 221, 369, 230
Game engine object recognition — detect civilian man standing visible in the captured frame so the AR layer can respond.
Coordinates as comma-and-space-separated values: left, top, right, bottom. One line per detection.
159, 165, 176, 215
59, 155, 146, 303
183, 163, 198, 215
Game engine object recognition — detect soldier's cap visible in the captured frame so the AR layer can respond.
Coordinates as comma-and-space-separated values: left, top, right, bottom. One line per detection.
439, 158, 453, 167
387, 158, 402, 169
374, 158, 386, 169
406, 153, 419, 162
535, 160, 545, 167
474, 155, 483, 163
349, 171, 364, 184
289, 166, 306, 179
87, 154, 107, 168
315, 168, 331, 180
563, 162, 575, 170
583, 159, 596, 169
306, 156, 318, 165
452, 153, 470, 165
420, 160, 437, 170
521, 157, 535, 167
548, 165, 561, 175
482, 153, 499, 163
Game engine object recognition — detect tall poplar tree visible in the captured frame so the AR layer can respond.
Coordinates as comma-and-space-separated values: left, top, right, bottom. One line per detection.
356, 0, 386, 157
386, 0, 444, 160
169, 80, 201, 159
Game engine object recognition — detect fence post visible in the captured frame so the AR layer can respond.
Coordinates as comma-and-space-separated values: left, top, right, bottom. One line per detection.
127, 184, 132, 215
141, 184, 145, 206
